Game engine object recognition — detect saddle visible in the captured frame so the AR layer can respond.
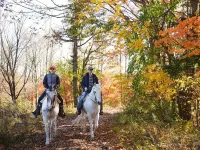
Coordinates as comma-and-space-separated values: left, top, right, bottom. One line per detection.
81, 95, 89, 113
56, 97, 61, 104
40, 95, 61, 104
83, 96, 87, 103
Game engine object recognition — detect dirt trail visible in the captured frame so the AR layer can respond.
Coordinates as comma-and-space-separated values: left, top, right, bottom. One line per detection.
10, 107, 123, 150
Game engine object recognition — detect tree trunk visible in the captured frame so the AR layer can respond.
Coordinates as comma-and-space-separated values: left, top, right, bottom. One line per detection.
196, 100, 199, 127
171, 99, 176, 120
177, 91, 192, 120
34, 83, 38, 108
12, 94, 16, 104
72, 37, 78, 107
149, 37, 154, 63
177, 0, 199, 121
190, 0, 199, 16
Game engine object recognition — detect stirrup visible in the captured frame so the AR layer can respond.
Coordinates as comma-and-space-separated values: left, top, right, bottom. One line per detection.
32, 112, 38, 118
99, 111, 103, 115
76, 110, 81, 115
59, 112, 65, 118
58, 107, 65, 118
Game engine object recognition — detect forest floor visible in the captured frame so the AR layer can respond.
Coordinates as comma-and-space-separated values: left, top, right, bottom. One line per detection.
8, 107, 124, 150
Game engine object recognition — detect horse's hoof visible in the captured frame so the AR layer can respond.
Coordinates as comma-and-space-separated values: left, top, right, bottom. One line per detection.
90, 137, 95, 141
45, 142, 49, 145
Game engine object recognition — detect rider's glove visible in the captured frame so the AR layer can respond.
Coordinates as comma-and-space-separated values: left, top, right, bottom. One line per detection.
84, 87, 88, 91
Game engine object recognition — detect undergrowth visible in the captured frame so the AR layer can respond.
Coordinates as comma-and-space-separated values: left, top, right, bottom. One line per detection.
113, 100, 200, 149
0, 99, 42, 149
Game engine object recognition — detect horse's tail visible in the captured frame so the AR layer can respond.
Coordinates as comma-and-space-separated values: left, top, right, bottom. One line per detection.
71, 113, 84, 126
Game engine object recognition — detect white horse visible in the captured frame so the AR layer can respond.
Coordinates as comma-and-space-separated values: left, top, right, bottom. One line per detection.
72, 83, 102, 138
42, 89, 59, 145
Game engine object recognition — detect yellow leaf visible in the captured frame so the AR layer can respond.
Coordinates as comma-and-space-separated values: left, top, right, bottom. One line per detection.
144, 21, 150, 27
9, 120, 16, 129
97, 0, 103, 5
115, 4, 121, 13
90, 0, 96, 3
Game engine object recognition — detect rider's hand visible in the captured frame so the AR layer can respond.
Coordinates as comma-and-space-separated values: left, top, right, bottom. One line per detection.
84, 87, 88, 91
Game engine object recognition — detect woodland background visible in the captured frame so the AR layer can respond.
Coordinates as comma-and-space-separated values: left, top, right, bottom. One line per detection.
1, 0, 200, 149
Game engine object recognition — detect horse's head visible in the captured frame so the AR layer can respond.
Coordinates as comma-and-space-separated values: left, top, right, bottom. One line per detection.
46, 89, 57, 111
92, 83, 102, 104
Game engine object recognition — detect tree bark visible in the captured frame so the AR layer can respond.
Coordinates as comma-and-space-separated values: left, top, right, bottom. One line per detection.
177, 91, 192, 120
72, 37, 78, 107
0, 18, 33, 104
190, 0, 199, 16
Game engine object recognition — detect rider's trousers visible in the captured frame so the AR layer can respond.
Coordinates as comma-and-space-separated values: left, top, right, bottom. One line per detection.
37, 90, 64, 106
77, 91, 88, 110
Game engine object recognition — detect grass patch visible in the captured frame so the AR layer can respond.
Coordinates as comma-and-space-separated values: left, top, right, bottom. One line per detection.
0, 99, 43, 149
112, 104, 200, 149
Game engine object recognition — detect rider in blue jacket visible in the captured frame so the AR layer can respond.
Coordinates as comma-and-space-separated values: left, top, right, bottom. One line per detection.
76, 66, 103, 115
32, 66, 65, 118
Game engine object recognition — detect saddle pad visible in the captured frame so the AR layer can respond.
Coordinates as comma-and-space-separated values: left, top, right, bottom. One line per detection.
83, 97, 86, 102
82, 95, 89, 114
40, 96, 61, 104
40, 96, 47, 103
83, 95, 89, 103
56, 98, 61, 104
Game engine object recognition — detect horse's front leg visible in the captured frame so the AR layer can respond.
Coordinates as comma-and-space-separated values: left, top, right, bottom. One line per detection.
87, 113, 94, 138
50, 119, 57, 142
81, 112, 86, 132
94, 112, 100, 132
53, 118, 57, 139
50, 120, 53, 142
44, 122, 50, 145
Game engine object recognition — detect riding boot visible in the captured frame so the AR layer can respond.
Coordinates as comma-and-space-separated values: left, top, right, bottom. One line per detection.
99, 102, 103, 115
76, 95, 85, 115
76, 109, 81, 115
58, 105, 65, 118
32, 104, 41, 118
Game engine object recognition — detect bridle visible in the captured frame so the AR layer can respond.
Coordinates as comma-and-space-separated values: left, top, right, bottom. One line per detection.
47, 90, 57, 111
89, 89, 98, 104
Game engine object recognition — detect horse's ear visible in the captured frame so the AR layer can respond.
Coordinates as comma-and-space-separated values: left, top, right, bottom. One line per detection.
94, 82, 96, 86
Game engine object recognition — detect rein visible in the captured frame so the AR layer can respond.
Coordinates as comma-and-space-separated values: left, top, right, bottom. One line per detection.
89, 91, 98, 104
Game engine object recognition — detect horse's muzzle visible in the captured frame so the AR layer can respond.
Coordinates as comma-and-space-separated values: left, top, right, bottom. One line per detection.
48, 106, 55, 111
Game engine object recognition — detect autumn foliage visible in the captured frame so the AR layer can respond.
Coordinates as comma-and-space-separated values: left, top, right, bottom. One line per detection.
100, 74, 133, 106
142, 64, 176, 101
155, 16, 200, 58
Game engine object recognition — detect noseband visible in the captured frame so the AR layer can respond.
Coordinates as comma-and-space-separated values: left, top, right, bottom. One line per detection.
47, 91, 56, 111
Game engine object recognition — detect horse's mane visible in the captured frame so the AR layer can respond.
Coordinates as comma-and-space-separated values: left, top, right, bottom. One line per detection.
92, 84, 101, 89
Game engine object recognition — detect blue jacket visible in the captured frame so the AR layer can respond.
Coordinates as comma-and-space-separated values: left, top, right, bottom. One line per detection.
81, 73, 98, 93
43, 73, 60, 89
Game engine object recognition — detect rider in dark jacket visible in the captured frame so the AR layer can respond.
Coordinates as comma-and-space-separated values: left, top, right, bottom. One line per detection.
32, 65, 65, 118
76, 66, 103, 115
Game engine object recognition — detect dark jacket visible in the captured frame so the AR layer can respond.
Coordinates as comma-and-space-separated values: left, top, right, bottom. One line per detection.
43, 73, 60, 89
81, 73, 98, 92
